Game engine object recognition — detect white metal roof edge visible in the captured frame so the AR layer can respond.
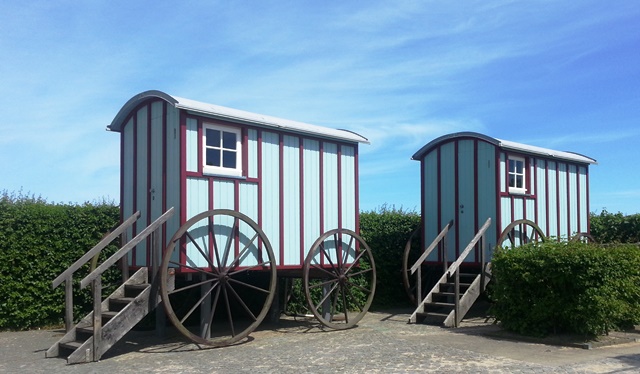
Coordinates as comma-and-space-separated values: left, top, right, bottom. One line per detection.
497, 138, 597, 164
107, 91, 369, 144
412, 132, 596, 165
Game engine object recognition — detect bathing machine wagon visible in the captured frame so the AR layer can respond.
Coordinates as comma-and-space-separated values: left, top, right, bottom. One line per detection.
47, 91, 375, 363
403, 132, 596, 326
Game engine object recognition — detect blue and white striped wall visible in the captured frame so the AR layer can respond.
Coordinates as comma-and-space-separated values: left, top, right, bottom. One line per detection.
412, 132, 595, 263
115, 95, 361, 271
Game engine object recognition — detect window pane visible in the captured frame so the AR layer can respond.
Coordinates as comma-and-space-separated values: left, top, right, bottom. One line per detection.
206, 129, 220, 147
509, 175, 515, 187
516, 175, 523, 188
206, 149, 220, 166
509, 159, 516, 173
516, 160, 524, 173
222, 131, 236, 149
222, 150, 236, 168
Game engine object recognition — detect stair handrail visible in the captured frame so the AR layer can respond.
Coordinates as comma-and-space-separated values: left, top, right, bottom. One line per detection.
409, 220, 454, 274
409, 217, 492, 325
79, 207, 174, 362
409, 220, 454, 307
446, 217, 491, 278
51, 211, 141, 332
449, 217, 491, 327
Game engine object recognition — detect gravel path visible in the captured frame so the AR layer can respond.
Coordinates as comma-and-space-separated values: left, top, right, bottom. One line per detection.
2, 309, 640, 373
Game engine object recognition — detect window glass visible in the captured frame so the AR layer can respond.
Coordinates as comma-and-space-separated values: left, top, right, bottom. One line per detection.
222, 132, 236, 149
206, 129, 220, 147
202, 123, 242, 176
508, 156, 526, 193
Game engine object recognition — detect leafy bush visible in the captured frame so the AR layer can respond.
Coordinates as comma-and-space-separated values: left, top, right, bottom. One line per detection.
590, 210, 640, 244
490, 241, 640, 337
359, 205, 420, 308
282, 205, 419, 315
0, 190, 120, 330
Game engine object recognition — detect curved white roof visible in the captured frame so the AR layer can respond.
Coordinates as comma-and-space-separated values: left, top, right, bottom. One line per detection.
107, 90, 369, 144
412, 132, 596, 165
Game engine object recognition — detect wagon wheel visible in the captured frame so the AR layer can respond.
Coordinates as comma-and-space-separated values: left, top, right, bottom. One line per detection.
571, 232, 596, 243
160, 209, 277, 346
497, 219, 546, 248
402, 225, 428, 306
303, 229, 376, 329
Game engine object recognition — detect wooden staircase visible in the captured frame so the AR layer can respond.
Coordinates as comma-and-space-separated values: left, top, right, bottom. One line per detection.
409, 218, 492, 327
46, 268, 173, 364
47, 208, 175, 364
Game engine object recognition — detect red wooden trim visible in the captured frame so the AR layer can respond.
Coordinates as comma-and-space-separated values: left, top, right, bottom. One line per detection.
576, 166, 581, 232
146, 104, 152, 267
234, 179, 240, 261
545, 160, 550, 236
494, 147, 502, 238
419, 154, 426, 261
566, 163, 571, 237
436, 146, 442, 262
162, 101, 168, 252
354, 145, 361, 234
299, 139, 305, 265
132, 111, 138, 267
257, 129, 263, 252
179, 111, 188, 267
119, 128, 125, 228
197, 119, 203, 175
473, 139, 479, 261
586, 166, 591, 233
337, 144, 343, 232
319, 141, 325, 235
319, 141, 325, 266
533, 158, 538, 224
242, 128, 249, 177
556, 162, 561, 239
278, 134, 285, 266
454, 141, 459, 258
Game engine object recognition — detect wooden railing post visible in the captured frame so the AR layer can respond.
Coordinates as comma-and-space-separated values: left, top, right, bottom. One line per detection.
64, 275, 73, 332
454, 269, 460, 327
92, 277, 102, 362
416, 268, 422, 305
480, 232, 486, 291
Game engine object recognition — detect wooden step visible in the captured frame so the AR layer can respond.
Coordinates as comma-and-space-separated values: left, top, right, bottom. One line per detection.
415, 311, 449, 325
102, 311, 118, 321
124, 283, 149, 297
109, 297, 135, 311
59, 340, 83, 351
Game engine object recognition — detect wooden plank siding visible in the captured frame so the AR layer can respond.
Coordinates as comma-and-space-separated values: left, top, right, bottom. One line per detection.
415, 132, 593, 264
118, 98, 361, 272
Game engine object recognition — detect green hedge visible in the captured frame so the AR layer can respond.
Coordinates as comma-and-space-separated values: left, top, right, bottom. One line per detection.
0, 191, 120, 330
360, 205, 420, 308
590, 210, 640, 244
490, 241, 640, 337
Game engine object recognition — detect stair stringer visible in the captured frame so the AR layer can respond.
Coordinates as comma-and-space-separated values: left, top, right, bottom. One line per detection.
442, 264, 492, 327
46, 267, 152, 364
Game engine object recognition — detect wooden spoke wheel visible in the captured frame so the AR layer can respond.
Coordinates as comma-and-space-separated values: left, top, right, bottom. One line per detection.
160, 209, 277, 346
401, 226, 429, 306
497, 219, 546, 248
303, 229, 376, 330
571, 232, 596, 243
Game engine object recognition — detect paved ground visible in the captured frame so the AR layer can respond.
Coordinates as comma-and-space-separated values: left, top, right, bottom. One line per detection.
2, 308, 640, 373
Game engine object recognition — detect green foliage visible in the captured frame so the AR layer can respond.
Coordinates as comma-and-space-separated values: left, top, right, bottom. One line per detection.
590, 210, 640, 244
0, 190, 120, 330
490, 241, 640, 337
359, 205, 420, 308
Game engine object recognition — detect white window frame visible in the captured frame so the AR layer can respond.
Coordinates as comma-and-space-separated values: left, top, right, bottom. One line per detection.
508, 155, 527, 194
202, 123, 242, 177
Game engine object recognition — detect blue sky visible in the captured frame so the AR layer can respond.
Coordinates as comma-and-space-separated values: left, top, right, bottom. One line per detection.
1, 1, 639, 215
